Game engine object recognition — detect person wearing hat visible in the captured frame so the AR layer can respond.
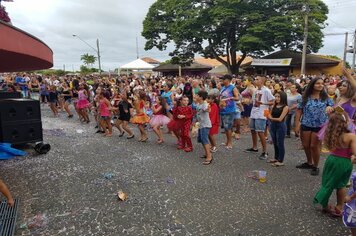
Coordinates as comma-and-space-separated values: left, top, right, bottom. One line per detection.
219, 74, 240, 150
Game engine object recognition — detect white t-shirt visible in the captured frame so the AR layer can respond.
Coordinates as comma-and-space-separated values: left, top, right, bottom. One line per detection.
53, 80, 60, 86
250, 86, 275, 120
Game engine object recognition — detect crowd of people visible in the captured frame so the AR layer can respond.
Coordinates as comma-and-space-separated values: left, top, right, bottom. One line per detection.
0, 69, 356, 233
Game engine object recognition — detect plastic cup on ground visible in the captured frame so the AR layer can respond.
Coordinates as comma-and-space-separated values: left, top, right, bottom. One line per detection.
259, 171, 267, 183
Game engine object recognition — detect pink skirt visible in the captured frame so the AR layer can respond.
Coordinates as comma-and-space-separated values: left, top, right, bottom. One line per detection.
76, 99, 91, 109
149, 115, 170, 127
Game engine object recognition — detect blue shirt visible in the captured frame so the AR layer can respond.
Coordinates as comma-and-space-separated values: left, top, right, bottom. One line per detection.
219, 85, 236, 115
297, 98, 333, 128
15, 76, 27, 91
161, 91, 172, 106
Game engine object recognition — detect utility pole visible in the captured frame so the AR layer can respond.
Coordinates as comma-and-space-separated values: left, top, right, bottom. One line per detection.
96, 39, 102, 75
343, 32, 349, 67
301, 5, 309, 76
353, 29, 356, 71
136, 37, 139, 59
73, 35, 102, 75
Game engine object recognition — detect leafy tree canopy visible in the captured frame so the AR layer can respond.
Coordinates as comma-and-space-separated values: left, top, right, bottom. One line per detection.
80, 53, 97, 68
142, 0, 328, 74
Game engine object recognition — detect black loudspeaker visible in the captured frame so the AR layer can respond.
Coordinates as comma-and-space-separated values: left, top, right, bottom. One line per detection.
0, 99, 41, 122
0, 92, 22, 100
0, 99, 43, 145
0, 121, 43, 144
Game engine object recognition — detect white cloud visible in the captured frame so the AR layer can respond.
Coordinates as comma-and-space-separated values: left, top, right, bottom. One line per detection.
3, 0, 356, 71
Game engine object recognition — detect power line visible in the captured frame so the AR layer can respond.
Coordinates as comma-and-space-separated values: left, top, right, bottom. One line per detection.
327, 18, 353, 31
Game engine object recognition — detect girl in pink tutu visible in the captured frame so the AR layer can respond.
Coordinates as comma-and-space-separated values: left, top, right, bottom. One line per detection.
76, 83, 91, 123
150, 96, 171, 144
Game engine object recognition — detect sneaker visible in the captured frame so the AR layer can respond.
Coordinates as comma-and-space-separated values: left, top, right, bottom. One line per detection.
245, 148, 258, 153
296, 162, 313, 169
210, 146, 218, 153
311, 167, 320, 176
258, 152, 268, 160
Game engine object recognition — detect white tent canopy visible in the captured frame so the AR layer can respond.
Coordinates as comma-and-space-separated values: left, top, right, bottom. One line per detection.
120, 58, 155, 70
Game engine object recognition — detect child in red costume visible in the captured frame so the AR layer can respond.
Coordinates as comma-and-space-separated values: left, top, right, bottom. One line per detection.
208, 95, 220, 153
168, 96, 194, 152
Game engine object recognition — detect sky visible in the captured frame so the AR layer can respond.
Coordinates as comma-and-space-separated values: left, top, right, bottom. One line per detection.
3, 0, 356, 71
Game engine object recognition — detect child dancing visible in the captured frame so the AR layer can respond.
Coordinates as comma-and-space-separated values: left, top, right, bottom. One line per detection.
115, 92, 135, 139
130, 91, 150, 142
167, 96, 193, 151
150, 96, 171, 144
314, 110, 356, 217
195, 91, 213, 165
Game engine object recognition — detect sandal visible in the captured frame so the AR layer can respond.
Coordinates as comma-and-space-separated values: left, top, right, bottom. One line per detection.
141, 137, 148, 142
200, 155, 207, 159
203, 158, 213, 165
225, 146, 232, 150
267, 159, 278, 163
322, 204, 335, 214
330, 207, 343, 217
272, 162, 285, 167
157, 139, 164, 144
119, 132, 125, 137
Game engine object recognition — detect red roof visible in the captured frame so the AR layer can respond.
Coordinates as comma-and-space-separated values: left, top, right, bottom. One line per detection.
141, 57, 160, 64
0, 20, 53, 72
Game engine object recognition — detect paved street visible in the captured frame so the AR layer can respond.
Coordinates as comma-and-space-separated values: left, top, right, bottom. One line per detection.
0, 107, 350, 236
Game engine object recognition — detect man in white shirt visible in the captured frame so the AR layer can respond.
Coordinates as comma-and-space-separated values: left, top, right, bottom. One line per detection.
245, 75, 275, 160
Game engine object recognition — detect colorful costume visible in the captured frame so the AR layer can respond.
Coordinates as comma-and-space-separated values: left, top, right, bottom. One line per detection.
130, 100, 150, 124
168, 106, 194, 149
149, 105, 170, 127
209, 103, 220, 135
99, 99, 111, 118
343, 172, 356, 228
314, 148, 353, 208
317, 100, 356, 140
76, 90, 91, 109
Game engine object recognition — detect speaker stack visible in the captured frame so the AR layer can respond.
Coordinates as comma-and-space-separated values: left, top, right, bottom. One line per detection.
0, 98, 43, 145
0, 91, 22, 99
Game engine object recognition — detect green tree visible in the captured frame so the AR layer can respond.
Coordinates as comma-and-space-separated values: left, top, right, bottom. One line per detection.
80, 65, 99, 75
80, 53, 96, 68
326, 55, 351, 68
142, 0, 328, 74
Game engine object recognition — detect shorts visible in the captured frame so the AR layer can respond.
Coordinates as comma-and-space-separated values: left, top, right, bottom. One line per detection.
301, 125, 321, 133
101, 116, 110, 120
221, 113, 235, 130
197, 127, 210, 145
234, 111, 241, 120
249, 118, 267, 132
242, 104, 253, 118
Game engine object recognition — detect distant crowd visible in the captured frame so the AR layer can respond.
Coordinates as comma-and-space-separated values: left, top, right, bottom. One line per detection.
1, 70, 356, 233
